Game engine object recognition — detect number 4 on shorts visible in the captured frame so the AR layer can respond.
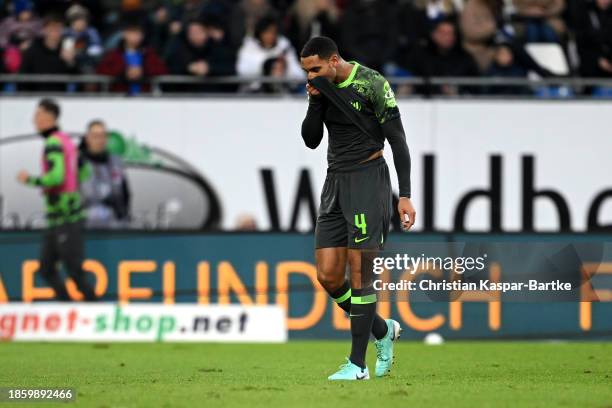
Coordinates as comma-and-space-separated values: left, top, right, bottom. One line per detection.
355, 213, 367, 235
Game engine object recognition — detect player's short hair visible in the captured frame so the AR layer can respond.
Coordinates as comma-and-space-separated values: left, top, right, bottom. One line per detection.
87, 119, 106, 131
38, 98, 60, 118
300, 36, 339, 60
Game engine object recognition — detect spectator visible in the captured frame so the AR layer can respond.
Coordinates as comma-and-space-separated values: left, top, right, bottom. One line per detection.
165, 17, 236, 92
403, 19, 480, 95
268, 0, 293, 15
0, 0, 42, 49
121, 0, 144, 12
461, 0, 500, 73
236, 15, 303, 92
0, 0, 41, 78
573, 0, 612, 78
19, 14, 77, 91
235, 214, 257, 230
147, 1, 232, 58
285, 0, 338, 53
80, 119, 131, 229
170, 0, 206, 26
512, 0, 566, 42
229, 0, 274, 48
151, 0, 206, 45
1, 29, 30, 74
485, 39, 554, 93
395, 0, 436, 62
339, 0, 398, 73
147, 3, 173, 56
96, 20, 167, 94
63, 4, 103, 73
414, 0, 457, 21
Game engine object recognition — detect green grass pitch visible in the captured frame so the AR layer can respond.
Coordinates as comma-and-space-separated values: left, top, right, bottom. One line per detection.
0, 341, 610, 407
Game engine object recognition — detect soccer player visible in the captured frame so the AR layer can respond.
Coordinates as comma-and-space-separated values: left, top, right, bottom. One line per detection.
16, 99, 97, 301
300, 37, 415, 380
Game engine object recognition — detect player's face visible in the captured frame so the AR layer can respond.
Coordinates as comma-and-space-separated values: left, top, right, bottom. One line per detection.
33, 107, 54, 133
86, 124, 108, 154
301, 54, 339, 82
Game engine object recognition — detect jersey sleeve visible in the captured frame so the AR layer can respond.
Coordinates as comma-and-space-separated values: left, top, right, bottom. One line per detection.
27, 136, 65, 188
370, 73, 400, 125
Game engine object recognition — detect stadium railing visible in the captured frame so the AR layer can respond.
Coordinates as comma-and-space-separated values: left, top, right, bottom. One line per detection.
1, 74, 612, 97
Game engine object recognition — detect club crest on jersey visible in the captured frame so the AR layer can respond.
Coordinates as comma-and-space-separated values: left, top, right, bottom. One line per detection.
351, 101, 362, 111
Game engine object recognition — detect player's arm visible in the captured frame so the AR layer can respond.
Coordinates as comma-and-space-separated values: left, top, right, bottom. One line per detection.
301, 87, 325, 149
383, 119, 412, 196
26, 137, 65, 188
372, 76, 416, 230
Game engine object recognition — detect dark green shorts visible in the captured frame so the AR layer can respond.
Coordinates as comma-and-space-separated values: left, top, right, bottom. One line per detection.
315, 157, 392, 249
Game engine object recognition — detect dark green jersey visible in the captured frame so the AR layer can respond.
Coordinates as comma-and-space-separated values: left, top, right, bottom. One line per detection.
302, 62, 412, 197
308, 62, 400, 170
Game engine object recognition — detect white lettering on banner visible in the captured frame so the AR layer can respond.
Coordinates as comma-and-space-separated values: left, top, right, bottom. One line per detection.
0, 303, 287, 343
0, 98, 610, 231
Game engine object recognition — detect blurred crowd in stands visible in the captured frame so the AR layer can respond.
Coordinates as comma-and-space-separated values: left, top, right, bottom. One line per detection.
0, 0, 610, 96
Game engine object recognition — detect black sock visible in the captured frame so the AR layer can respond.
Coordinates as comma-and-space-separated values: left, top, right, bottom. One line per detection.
348, 289, 376, 369
328, 280, 352, 313
328, 280, 388, 340
371, 314, 388, 340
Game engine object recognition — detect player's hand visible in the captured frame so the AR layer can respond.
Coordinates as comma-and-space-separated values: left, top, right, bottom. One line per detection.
398, 197, 416, 231
17, 170, 29, 184
306, 82, 320, 97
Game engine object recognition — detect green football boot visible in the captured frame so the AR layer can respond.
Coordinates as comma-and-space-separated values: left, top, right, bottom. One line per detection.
328, 359, 370, 380
374, 319, 402, 377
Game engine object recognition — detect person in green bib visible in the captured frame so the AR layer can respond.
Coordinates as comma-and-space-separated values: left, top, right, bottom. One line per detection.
17, 99, 97, 301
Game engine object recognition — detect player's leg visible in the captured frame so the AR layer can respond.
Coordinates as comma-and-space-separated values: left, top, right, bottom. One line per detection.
346, 248, 377, 372
57, 220, 97, 301
315, 173, 353, 309
345, 159, 401, 377
349, 248, 401, 377
317, 173, 370, 380
316, 170, 389, 332
315, 182, 388, 316
316, 246, 350, 306
317, 246, 391, 338
39, 226, 71, 300
366, 161, 402, 377
318, 246, 395, 355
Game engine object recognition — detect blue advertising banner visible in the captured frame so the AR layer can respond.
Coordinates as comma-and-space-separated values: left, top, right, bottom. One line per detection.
0, 232, 611, 339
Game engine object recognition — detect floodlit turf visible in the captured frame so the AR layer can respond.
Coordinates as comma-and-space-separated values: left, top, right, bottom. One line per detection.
0, 341, 610, 408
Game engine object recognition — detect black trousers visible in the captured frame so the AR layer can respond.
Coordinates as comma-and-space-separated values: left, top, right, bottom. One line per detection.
39, 220, 97, 301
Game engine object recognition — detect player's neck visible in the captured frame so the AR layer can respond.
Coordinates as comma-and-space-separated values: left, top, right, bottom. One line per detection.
334, 60, 355, 85
39, 125, 58, 138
